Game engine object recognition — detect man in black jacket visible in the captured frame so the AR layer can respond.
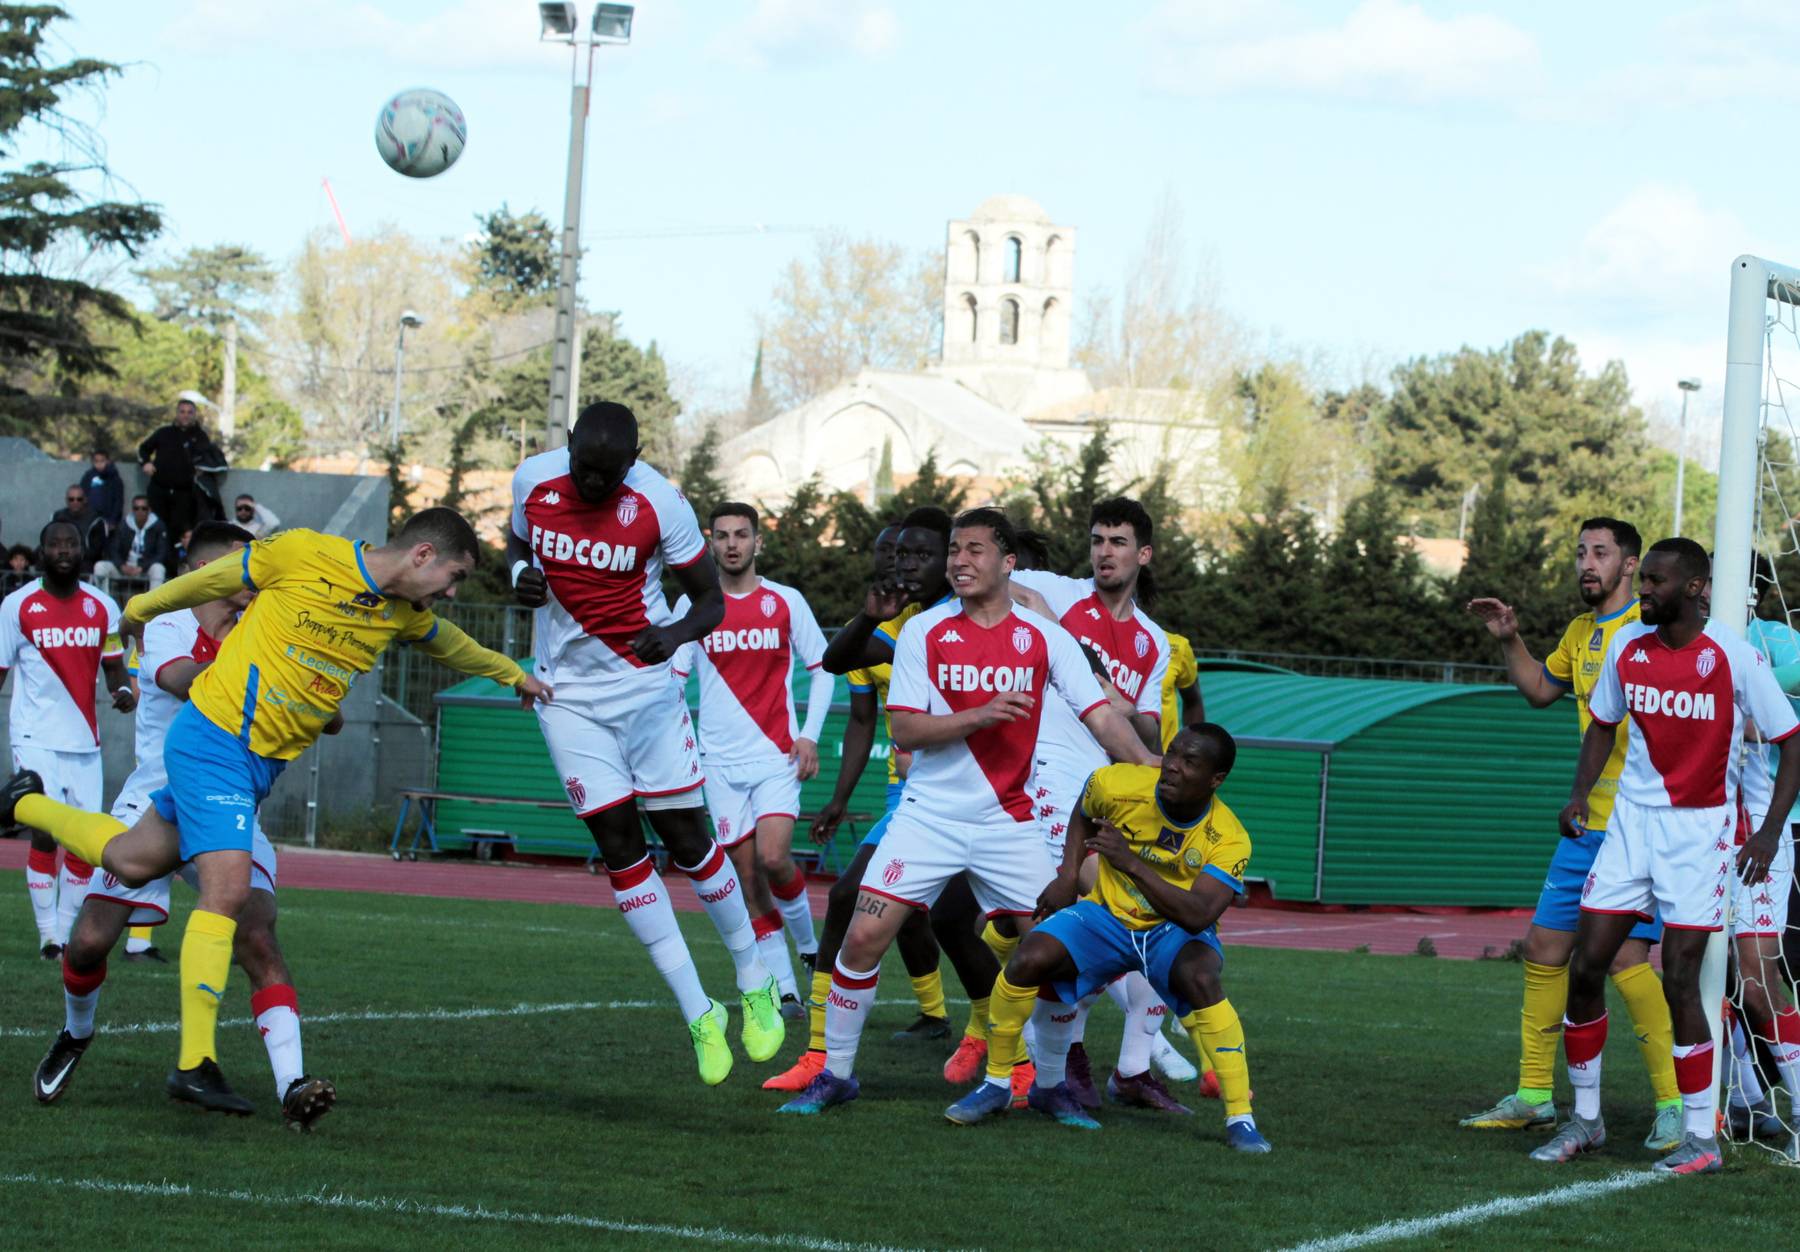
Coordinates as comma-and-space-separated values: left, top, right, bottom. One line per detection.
50, 485, 107, 571
94, 496, 169, 588
138, 392, 227, 540
81, 449, 125, 536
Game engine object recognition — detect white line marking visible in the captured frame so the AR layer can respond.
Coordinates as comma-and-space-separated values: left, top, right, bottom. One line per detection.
277, 907, 610, 939
0, 1172, 933, 1251
1272, 1171, 1662, 1252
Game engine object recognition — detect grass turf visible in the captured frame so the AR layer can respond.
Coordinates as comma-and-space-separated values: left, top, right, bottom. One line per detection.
0, 869, 1791, 1250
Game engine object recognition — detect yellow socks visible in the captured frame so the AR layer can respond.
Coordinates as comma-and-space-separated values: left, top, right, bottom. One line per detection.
1517, 960, 1568, 1105
178, 909, 237, 1070
910, 969, 947, 1020
16, 794, 125, 869
983, 974, 1037, 1084
1186, 1001, 1252, 1118
807, 967, 831, 1053
964, 996, 991, 1044
1612, 962, 1680, 1107
980, 921, 1019, 966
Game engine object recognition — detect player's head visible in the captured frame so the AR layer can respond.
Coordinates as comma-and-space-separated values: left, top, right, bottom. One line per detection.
186, 521, 257, 606
1089, 496, 1153, 595
387, 507, 481, 608
872, 521, 903, 583
1637, 537, 1708, 626
1013, 527, 1050, 572
568, 401, 640, 504
896, 505, 952, 604
1575, 517, 1641, 607
948, 507, 1017, 600
708, 502, 761, 575
37, 520, 81, 580
1158, 723, 1237, 810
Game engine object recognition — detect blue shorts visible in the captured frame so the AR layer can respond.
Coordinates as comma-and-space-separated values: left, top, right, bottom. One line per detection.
1534, 826, 1662, 942
1034, 899, 1223, 1017
151, 702, 287, 862
859, 782, 905, 848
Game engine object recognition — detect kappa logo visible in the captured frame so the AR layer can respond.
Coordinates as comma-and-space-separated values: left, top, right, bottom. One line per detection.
542, 489, 561, 505
564, 776, 586, 809
1085, 606, 1102, 620
1134, 630, 1149, 658
616, 493, 640, 526
1629, 648, 1650, 663
1011, 625, 1033, 655
760, 592, 778, 618
26, 602, 46, 614
882, 858, 905, 887
1696, 646, 1718, 678
939, 629, 964, 644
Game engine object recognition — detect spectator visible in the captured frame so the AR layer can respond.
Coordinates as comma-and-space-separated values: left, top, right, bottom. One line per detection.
3, 543, 31, 594
81, 446, 125, 534
94, 495, 170, 588
50, 484, 106, 570
233, 493, 282, 538
138, 390, 228, 540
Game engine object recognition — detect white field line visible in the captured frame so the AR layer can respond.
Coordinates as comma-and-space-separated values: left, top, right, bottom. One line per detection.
0, 1172, 936, 1252
276, 907, 612, 939
1272, 1171, 1662, 1252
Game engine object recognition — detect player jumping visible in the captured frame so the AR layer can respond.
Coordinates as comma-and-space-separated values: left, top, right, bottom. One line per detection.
510, 401, 783, 1086
1463, 518, 1683, 1149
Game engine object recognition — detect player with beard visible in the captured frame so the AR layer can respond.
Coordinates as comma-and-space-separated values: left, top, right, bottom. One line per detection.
1463, 518, 1682, 1149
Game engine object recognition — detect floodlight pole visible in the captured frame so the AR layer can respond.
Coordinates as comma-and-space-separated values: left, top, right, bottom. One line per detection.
1673, 380, 1699, 536
546, 41, 593, 451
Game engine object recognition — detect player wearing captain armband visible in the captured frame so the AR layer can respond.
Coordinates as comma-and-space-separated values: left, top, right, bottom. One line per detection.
944, 727, 1271, 1153
3, 508, 547, 1117
1532, 539, 1800, 1176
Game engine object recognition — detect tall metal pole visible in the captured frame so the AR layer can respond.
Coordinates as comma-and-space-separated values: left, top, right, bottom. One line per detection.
392, 324, 409, 449
220, 318, 238, 442
547, 46, 594, 450
1673, 387, 1690, 536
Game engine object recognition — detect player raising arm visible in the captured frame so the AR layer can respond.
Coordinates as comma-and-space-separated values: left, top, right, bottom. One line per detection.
4, 508, 546, 1116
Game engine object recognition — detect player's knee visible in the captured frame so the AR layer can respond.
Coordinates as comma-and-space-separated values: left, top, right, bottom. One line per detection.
756, 846, 794, 883
1566, 947, 1608, 996
826, 873, 859, 921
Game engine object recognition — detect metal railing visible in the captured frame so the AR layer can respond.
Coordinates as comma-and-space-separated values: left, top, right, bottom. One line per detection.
380, 601, 534, 722
1194, 648, 1507, 685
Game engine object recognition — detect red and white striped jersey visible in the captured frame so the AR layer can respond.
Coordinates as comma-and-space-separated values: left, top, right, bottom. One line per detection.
511, 452, 705, 687
671, 579, 833, 764
1589, 620, 1799, 809
0, 579, 122, 752
886, 600, 1107, 825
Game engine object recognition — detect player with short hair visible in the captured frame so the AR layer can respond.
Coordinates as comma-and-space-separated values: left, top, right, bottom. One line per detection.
4, 507, 547, 1115
672, 501, 834, 1018
948, 725, 1272, 1150
1532, 539, 1800, 1174
777, 507, 1156, 1115
1, 520, 134, 957
509, 402, 783, 1086
1463, 517, 1683, 1148
31, 522, 334, 1129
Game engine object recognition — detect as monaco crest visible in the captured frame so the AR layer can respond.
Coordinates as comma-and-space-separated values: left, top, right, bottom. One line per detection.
82, 598, 96, 619
760, 593, 777, 618
564, 776, 586, 809
616, 494, 639, 527
1697, 647, 1717, 678
882, 858, 905, 887
1134, 630, 1149, 658
1011, 625, 1032, 655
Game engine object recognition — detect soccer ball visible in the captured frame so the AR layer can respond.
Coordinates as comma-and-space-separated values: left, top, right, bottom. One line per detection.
374, 88, 467, 178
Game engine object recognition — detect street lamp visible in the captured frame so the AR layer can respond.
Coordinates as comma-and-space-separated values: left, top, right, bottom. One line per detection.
1674, 377, 1702, 536
538, 2, 634, 450
392, 310, 424, 449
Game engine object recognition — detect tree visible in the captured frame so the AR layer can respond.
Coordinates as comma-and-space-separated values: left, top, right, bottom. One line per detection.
467, 205, 556, 311
675, 421, 729, 523
1314, 487, 1447, 660
1226, 361, 1359, 522
137, 244, 275, 335
1446, 460, 1566, 663
745, 338, 774, 426
1184, 501, 1334, 655
758, 231, 942, 411
0, 4, 162, 413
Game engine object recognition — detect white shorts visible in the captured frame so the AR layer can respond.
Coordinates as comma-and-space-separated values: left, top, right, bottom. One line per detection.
862, 803, 1056, 918
92, 787, 277, 926
11, 744, 101, 812
1581, 795, 1734, 932
1031, 758, 1090, 859
535, 675, 703, 815
1733, 805, 1795, 939
702, 758, 800, 849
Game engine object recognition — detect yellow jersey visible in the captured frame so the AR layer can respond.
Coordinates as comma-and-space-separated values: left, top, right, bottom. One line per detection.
1161, 632, 1198, 751
1544, 602, 1638, 831
124, 529, 524, 761
846, 662, 899, 785
1079, 763, 1251, 931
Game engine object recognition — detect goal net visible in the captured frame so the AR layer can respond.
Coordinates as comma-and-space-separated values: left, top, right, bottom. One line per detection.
1717, 255, 1800, 1163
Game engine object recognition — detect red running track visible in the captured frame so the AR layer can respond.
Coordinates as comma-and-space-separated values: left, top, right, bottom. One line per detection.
0, 839, 1535, 960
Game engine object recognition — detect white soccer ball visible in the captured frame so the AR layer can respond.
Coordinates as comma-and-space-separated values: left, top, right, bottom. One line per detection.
374, 88, 467, 178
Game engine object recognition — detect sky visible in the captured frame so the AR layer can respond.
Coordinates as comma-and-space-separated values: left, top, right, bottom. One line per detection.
55, 0, 1800, 468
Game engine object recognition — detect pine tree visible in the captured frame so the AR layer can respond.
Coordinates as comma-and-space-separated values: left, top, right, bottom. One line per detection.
746, 339, 774, 426
676, 422, 730, 522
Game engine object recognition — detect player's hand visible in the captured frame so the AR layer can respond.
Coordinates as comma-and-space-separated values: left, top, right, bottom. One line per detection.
516, 673, 553, 710
1558, 797, 1589, 840
791, 736, 820, 782
109, 685, 136, 713
810, 798, 847, 845
1737, 828, 1780, 885
968, 691, 1034, 729
630, 624, 679, 664
863, 582, 907, 621
1087, 821, 1136, 870
513, 566, 549, 608
1465, 598, 1520, 641
118, 614, 146, 654
1034, 873, 1079, 919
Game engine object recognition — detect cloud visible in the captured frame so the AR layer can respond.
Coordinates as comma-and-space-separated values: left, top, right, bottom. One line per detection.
1537, 183, 1757, 317
1139, 0, 1541, 105
704, 0, 899, 71
160, 0, 570, 71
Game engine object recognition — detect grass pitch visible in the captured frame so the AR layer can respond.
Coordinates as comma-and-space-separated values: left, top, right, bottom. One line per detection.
0, 870, 1790, 1250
